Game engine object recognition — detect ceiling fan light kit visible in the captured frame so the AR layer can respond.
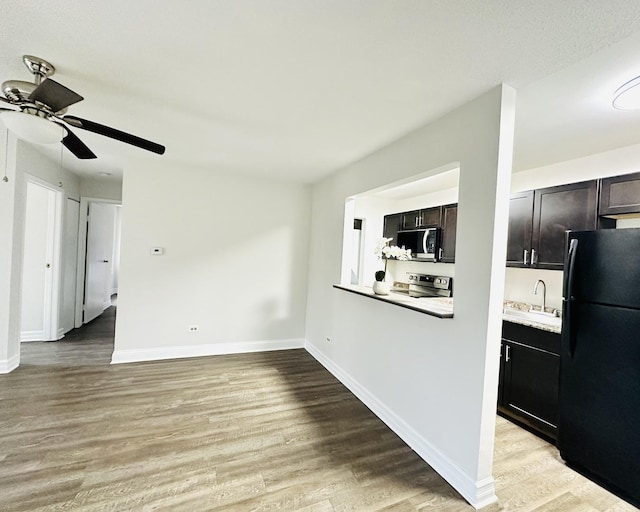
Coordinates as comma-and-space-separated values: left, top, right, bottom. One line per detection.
612, 75, 640, 110
1, 110, 65, 144
0, 55, 165, 159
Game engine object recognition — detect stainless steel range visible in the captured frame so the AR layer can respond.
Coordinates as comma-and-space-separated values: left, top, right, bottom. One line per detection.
406, 273, 452, 298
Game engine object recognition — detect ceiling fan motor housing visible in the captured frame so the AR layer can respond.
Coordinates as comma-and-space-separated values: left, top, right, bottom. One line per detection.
2, 80, 36, 103
22, 55, 55, 83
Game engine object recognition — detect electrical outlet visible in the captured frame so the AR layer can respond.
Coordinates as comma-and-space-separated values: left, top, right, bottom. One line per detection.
325, 336, 332, 343
188, 325, 199, 333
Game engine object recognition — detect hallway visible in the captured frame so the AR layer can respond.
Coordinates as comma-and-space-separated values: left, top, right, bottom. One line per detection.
20, 305, 116, 367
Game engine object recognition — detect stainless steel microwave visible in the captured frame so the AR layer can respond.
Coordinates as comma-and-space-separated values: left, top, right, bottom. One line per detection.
396, 227, 440, 261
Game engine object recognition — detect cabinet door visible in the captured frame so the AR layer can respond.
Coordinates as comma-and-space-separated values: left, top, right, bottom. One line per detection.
532, 180, 597, 270
401, 210, 421, 230
420, 206, 442, 228
383, 213, 402, 245
501, 339, 559, 438
599, 171, 640, 216
440, 203, 457, 263
506, 191, 534, 267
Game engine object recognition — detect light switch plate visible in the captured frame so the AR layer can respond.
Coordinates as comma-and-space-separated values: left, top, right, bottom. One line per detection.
150, 247, 164, 255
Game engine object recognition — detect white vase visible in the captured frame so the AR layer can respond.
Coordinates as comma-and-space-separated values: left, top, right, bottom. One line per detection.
373, 281, 390, 295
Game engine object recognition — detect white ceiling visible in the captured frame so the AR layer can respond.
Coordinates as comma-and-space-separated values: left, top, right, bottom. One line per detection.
3, 1, 640, 183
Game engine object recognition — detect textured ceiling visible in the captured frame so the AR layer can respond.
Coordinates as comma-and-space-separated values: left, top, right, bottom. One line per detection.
2, 1, 640, 182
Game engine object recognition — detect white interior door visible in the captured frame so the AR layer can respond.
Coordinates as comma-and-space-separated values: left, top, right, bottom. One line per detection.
84, 202, 116, 323
20, 179, 62, 342
61, 198, 80, 334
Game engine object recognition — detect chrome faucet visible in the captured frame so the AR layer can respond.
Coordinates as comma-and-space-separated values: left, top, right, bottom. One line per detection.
533, 279, 546, 313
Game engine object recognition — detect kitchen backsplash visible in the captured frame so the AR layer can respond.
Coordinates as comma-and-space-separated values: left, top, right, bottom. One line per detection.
389, 260, 563, 310
504, 267, 563, 310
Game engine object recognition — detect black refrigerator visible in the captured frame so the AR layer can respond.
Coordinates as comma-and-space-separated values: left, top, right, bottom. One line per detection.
560, 228, 640, 508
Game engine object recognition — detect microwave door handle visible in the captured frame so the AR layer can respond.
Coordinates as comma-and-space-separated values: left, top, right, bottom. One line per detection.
423, 232, 429, 257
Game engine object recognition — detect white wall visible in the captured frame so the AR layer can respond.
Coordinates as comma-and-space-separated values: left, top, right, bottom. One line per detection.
80, 176, 122, 202
0, 127, 21, 373
503, 142, 640, 309
113, 160, 312, 363
304, 85, 516, 508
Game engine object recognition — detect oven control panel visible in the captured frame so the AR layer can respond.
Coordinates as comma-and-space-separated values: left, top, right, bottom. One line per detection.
407, 273, 452, 297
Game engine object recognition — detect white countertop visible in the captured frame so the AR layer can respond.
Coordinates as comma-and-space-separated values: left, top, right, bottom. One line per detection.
502, 311, 562, 334
333, 284, 454, 318
334, 284, 562, 333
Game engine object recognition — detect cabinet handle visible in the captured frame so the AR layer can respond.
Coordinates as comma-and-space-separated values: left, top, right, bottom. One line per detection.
531, 249, 537, 265
505, 345, 510, 363
415, 215, 419, 226
523, 249, 528, 265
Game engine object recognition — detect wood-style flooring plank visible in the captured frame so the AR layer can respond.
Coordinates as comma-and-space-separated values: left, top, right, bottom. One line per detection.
1, 307, 637, 511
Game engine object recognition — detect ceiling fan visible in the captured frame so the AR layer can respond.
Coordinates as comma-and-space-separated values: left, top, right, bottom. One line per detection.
0, 55, 165, 159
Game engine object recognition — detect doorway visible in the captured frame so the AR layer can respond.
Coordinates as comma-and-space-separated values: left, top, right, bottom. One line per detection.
20, 177, 63, 342
75, 198, 122, 327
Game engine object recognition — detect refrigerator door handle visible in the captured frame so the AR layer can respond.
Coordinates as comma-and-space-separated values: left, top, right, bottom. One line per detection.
564, 238, 578, 300
564, 238, 579, 358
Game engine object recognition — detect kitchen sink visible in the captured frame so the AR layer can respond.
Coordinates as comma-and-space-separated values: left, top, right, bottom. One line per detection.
503, 307, 562, 329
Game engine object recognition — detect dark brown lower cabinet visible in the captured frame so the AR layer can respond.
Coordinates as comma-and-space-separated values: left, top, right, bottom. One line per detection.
499, 321, 560, 442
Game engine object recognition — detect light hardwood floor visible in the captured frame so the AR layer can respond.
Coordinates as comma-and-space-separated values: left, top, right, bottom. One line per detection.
1, 308, 636, 511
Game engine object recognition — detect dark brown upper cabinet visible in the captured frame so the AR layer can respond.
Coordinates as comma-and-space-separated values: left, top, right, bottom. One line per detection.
383, 213, 402, 245
401, 206, 442, 230
599, 171, 640, 217
532, 180, 598, 269
506, 181, 598, 270
440, 203, 457, 263
506, 191, 534, 267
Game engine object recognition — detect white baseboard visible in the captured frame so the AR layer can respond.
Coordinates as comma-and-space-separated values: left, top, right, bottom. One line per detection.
111, 338, 305, 364
305, 341, 497, 510
0, 353, 20, 374
20, 330, 44, 342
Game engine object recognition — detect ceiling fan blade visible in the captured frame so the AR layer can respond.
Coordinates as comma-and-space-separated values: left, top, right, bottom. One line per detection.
29, 79, 84, 112
53, 122, 97, 159
63, 115, 165, 155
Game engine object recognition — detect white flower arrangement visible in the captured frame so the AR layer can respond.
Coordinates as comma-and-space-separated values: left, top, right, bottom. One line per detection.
374, 237, 412, 261
374, 237, 412, 282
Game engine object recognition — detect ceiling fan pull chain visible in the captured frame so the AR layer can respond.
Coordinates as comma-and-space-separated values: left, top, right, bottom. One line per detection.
2, 128, 9, 183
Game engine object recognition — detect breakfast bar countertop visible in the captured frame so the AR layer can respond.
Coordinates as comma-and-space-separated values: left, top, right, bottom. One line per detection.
333, 284, 453, 318
334, 285, 563, 333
